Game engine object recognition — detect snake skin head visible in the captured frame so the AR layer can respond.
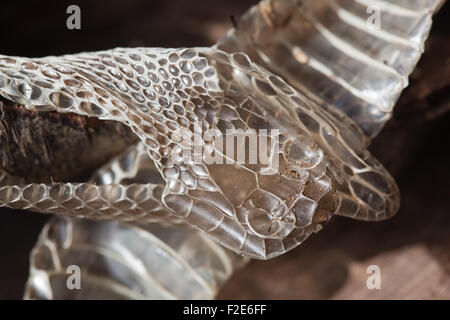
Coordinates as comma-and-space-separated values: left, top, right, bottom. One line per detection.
0, 47, 399, 259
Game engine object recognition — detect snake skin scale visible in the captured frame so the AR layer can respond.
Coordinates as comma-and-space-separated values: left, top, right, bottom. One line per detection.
0, 0, 443, 265
0, 47, 399, 259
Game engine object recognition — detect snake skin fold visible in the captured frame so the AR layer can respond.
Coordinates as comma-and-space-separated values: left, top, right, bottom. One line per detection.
0, 0, 444, 299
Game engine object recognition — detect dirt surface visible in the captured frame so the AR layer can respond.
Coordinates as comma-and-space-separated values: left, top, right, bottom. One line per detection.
0, 0, 449, 299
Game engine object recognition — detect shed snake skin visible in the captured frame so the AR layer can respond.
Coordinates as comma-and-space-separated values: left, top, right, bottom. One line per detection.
0, 0, 444, 298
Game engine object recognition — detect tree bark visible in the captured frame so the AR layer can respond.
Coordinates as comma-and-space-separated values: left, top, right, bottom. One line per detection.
0, 98, 137, 183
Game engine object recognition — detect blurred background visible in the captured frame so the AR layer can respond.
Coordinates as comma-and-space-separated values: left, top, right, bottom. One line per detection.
0, 0, 449, 299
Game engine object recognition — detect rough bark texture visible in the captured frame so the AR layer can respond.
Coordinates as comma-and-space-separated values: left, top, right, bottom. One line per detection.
0, 0, 448, 300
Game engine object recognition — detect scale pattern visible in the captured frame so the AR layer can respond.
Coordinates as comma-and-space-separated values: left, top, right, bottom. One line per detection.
0, 47, 399, 259
24, 216, 247, 299
217, 0, 444, 137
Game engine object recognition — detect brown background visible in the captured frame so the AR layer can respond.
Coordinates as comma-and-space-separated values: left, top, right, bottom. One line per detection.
0, 0, 449, 299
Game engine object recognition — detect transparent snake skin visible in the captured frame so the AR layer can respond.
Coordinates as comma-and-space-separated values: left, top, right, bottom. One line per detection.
0, 47, 400, 259
24, 216, 247, 299
0, 0, 443, 300
217, 0, 445, 138
24, 141, 247, 299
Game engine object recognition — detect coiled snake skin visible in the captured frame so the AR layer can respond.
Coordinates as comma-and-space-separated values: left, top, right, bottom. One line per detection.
0, 0, 443, 261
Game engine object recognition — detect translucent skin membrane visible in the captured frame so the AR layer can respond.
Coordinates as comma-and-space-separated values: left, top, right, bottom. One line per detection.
25, 140, 247, 300
0, 0, 442, 301
216, 0, 444, 138
0, 1, 442, 263
24, 216, 247, 300
0, 47, 399, 259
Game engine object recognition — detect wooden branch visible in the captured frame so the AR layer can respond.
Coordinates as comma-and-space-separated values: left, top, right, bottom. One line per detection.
0, 98, 138, 183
